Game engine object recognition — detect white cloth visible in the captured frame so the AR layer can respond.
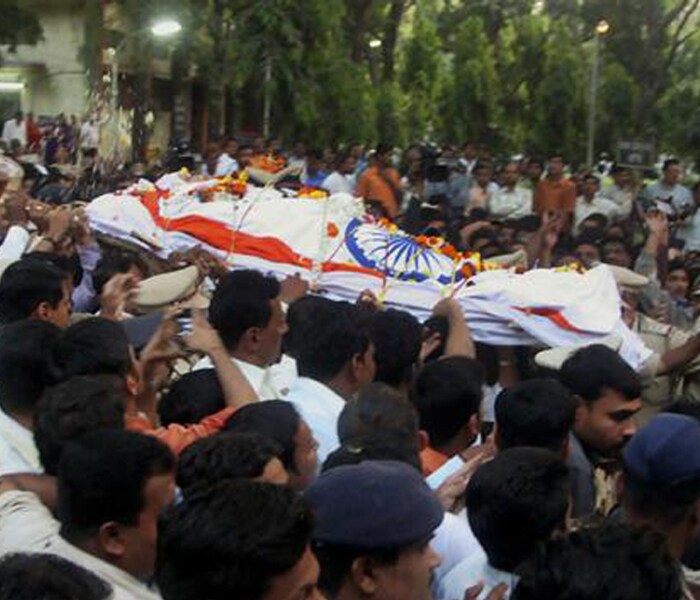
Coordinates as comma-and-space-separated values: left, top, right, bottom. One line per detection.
0, 225, 30, 260
0, 408, 41, 476
0, 491, 161, 600
432, 512, 481, 596
489, 187, 532, 220
214, 153, 239, 178
678, 210, 700, 252
1, 119, 26, 146
574, 194, 620, 232
193, 355, 294, 400
440, 551, 519, 600
79, 122, 99, 149
274, 354, 298, 397
286, 377, 344, 464
322, 171, 355, 195
603, 184, 634, 218
466, 182, 499, 213
643, 181, 693, 215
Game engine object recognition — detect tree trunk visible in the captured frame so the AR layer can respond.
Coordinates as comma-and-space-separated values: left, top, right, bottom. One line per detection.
381, 0, 407, 82
346, 0, 374, 64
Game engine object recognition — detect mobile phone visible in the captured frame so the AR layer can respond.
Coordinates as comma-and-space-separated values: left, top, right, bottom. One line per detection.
176, 309, 193, 335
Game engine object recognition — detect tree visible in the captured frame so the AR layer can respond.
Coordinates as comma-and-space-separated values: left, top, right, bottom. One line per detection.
400, 6, 443, 141
0, 0, 42, 59
581, 0, 700, 135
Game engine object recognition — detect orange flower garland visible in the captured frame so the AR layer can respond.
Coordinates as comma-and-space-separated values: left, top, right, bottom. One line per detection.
326, 222, 339, 238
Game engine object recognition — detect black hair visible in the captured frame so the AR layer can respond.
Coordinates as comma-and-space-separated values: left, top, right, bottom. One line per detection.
574, 228, 604, 247
295, 301, 371, 382
410, 356, 483, 450
332, 382, 422, 471
559, 344, 641, 403
623, 466, 700, 527
92, 249, 148, 296
528, 157, 545, 171
664, 399, 700, 423
225, 400, 301, 474
338, 383, 419, 447
283, 295, 335, 359
34, 375, 126, 475
663, 158, 680, 171
0, 553, 112, 600
322, 435, 421, 473
158, 370, 225, 427
314, 543, 399, 598
579, 213, 608, 229
157, 480, 314, 600
466, 447, 571, 572
24, 252, 83, 288
601, 236, 633, 258
512, 523, 682, 600
208, 270, 280, 351
57, 429, 174, 544
0, 260, 67, 324
376, 142, 392, 156
666, 258, 688, 276
0, 320, 61, 415
370, 309, 421, 388
177, 432, 284, 495
495, 379, 577, 453
49, 317, 132, 383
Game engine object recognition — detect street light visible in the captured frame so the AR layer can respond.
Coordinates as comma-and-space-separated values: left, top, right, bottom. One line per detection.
586, 19, 611, 167
109, 18, 182, 159
151, 19, 182, 37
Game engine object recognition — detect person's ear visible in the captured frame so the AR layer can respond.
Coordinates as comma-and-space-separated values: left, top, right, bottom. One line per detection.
245, 327, 261, 348
32, 301, 52, 322
467, 413, 479, 440
418, 430, 429, 452
350, 556, 379, 595
125, 372, 139, 398
351, 352, 366, 382
574, 396, 587, 427
561, 435, 570, 461
492, 422, 502, 451
98, 522, 127, 560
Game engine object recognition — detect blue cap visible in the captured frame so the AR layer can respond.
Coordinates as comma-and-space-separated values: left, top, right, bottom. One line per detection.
623, 414, 700, 485
305, 460, 444, 548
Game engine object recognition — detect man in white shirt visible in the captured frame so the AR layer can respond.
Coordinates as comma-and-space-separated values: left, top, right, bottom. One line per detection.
440, 448, 571, 600
322, 151, 357, 195
604, 164, 635, 220
489, 162, 532, 220
79, 117, 99, 151
195, 269, 293, 399
643, 158, 693, 218
574, 173, 619, 233
214, 138, 240, 177
465, 162, 499, 215
1, 112, 26, 148
0, 429, 176, 600
0, 320, 61, 476
286, 301, 375, 464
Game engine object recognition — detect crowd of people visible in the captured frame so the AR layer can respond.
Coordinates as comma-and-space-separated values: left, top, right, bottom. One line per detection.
1, 128, 700, 600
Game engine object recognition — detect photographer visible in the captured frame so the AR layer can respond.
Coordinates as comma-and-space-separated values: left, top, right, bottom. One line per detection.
642, 159, 693, 219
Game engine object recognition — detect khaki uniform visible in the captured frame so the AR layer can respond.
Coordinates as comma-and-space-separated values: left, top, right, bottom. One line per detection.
635, 313, 700, 425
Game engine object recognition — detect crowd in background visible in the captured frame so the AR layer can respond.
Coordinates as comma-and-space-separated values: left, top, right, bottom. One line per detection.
3, 115, 700, 599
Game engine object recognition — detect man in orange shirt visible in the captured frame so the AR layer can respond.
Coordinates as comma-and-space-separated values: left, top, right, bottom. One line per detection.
411, 356, 483, 476
533, 155, 577, 217
356, 142, 403, 219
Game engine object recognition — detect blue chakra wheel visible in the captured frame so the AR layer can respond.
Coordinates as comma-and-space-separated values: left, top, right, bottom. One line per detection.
343, 218, 463, 285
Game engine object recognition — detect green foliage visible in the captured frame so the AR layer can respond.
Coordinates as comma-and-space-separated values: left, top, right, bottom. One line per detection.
79, 0, 700, 162
0, 0, 42, 58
